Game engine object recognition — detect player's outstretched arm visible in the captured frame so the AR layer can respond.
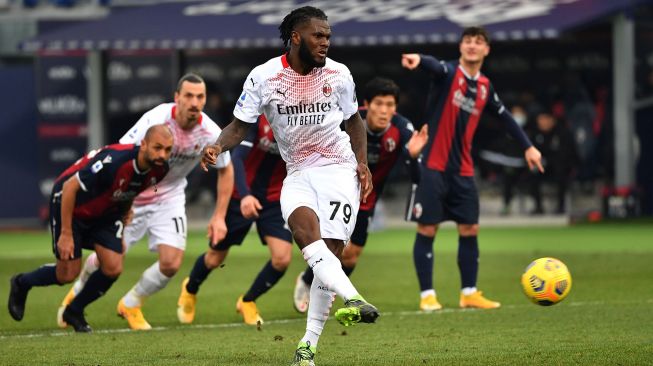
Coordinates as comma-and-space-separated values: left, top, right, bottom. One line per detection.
344, 111, 373, 203
201, 118, 251, 171
401, 54, 421, 70
525, 146, 545, 173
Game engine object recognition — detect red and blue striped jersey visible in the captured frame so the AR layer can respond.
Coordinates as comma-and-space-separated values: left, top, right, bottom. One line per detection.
232, 115, 287, 203
360, 110, 420, 212
419, 56, 531, 176
53, 144, 169, 221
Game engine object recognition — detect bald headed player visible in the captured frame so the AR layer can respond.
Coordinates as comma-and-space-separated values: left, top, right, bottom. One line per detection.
58, 74, 233, 330
8, 125, 173, 332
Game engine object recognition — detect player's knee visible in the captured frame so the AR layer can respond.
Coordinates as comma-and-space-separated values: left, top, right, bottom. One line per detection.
101, 264, 123, 279
341, 245, 362, 267
56, 270, 79, 284
459, 224, 479, 236
204, 249, 225, 269
270, 252, 291, 271
159, 258, 181, 277
417, 224, 438, 237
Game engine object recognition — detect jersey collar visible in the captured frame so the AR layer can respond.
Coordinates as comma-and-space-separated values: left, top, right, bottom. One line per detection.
281, 53, 290, 68
133, 159, 151, 175
458, 64, 480, 81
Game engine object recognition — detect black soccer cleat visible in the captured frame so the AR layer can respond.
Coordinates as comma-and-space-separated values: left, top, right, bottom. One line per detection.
62, 306, 92, 333
8, 274, 29, 321
334, 298, 380, 326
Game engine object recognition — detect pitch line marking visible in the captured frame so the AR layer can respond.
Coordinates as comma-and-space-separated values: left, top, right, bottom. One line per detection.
1, 299, 650, 340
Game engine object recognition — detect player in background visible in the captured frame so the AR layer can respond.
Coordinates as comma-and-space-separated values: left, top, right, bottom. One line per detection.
177, 115, 292, 326
293, 77, 428, 313
58, 74, 234, 330
201, 6, 378, 365
401, 26, 544, 311
8, 125, 173, 332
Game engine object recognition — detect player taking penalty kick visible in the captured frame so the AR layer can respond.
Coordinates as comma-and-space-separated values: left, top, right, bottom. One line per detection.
201, 6, 378, 365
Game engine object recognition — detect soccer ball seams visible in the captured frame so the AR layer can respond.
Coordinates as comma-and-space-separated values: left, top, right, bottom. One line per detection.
521, 257, 572, 306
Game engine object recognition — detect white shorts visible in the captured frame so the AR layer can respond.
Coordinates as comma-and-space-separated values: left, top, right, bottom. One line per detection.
280, 164, 360, 241
124, 200, 187, 252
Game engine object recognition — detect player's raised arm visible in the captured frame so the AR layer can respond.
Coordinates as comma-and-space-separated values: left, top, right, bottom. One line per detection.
402, 53, 448, 79
201, 118, 251, 171
344, 111, 373, 202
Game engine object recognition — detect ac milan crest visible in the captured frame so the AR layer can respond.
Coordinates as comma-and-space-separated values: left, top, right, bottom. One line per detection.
322, 82, 332, 97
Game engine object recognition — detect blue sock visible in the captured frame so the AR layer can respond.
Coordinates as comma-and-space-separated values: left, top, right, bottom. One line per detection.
302, 266, 314, 286
458, 235, 479, 289
243, 260, 285, 302
69, 270, 116, 313
186, 253, 212, 294
19, 265, 60, 288
413, 233, 435, 291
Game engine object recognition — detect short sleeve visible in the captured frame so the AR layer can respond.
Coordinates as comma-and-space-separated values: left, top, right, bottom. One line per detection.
339, 71, 358, 120
120, 109, 157, 145
233, 69, 263, 123
75, 149, 111, 192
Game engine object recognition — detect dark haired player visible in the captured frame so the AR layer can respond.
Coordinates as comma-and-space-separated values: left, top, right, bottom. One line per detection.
177, 115, 292, 326
402, 27, 544, 311
8, 125, 172, 332
200, 6, 378, 365
293, 77, 428, 313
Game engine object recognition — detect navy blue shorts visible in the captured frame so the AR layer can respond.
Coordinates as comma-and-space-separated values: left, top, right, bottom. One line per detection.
350, 209, 372, 247
211, 199, 293, 250
50, 197, 124, 260
406, 169, 479, 225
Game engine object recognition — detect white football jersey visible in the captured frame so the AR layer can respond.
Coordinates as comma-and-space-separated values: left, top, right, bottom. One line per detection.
120, 103, 230, 206
233, 54, 359, 174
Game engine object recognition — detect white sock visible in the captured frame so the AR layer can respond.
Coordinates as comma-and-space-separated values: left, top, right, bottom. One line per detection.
72, 253, 100, 295
301, 276, 335, 348
122, 261, 171, 308
461, 287, 477, 296
301, 240, 358, 301
421, 289, 436, 299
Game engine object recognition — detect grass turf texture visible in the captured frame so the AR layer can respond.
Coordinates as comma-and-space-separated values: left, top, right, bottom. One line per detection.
1, 223, 652, 365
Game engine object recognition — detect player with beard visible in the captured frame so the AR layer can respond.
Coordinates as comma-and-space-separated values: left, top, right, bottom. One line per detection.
8, 125, 172, 332
201, 6, 378, 365
57, 74, 234, 330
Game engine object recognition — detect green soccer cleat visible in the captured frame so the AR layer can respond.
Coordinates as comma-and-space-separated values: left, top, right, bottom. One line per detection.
290, 342, 316, 366
334, 297, 379, 327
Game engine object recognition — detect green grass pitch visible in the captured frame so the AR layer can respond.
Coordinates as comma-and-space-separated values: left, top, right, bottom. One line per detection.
1, 222, 652, 365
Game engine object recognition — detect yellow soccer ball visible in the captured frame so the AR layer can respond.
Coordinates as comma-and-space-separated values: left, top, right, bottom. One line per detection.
521, 257, 572, 306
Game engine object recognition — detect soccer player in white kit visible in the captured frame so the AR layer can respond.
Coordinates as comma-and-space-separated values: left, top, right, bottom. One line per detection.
201, 6, 378, 365
58, 74, 233, 330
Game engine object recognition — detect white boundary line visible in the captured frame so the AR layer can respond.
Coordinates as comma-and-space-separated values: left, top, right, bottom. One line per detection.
2, 299, 651, 340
